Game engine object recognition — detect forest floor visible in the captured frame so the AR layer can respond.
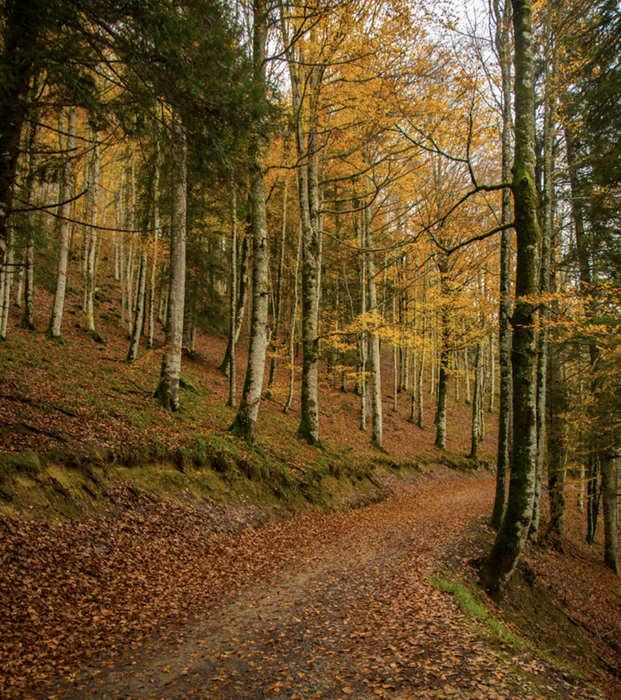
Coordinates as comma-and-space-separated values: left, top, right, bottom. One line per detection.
2, 470, 621, 700
1, 263, 621, 700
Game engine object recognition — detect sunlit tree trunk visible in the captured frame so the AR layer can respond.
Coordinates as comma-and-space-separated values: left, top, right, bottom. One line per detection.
267, 179, 288, 398
83, 133, 100, 333
0, 229, 15, 339
126, 246, 148, 364
284, 225, 302, 414
147, 143, 160, 349
48, 107, 76, 340
480, 0, 541, 600
366, 206, 383, 448
155, 119, 186, 411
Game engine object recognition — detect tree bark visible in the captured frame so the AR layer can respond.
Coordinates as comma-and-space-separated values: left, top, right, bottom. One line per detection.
480, 0, 541, 600
155, 120, 187, 411
491, 0, 514, 530
366, 205, 383, 448
48, 107, 76, 340
230, 0, 270, 442
601, 452, 619, 575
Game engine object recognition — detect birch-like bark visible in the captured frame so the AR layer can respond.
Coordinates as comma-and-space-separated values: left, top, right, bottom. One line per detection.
83, 134, 100, 333
126, 246, 148, 364
147, 143, 160, 349
284, 226, 302, 414
480, 0, 541, 600
366, 205, 383, 448
267, 180, 288, 397
155, 120, 186, 411
48, 107, 76, 339
230, 1, 270, 442
0, 230, 14, 339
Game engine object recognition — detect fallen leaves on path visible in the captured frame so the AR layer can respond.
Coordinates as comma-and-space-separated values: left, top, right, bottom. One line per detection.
0, 473, 610, 700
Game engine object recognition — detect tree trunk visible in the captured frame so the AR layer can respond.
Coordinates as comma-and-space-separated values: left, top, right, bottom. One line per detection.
601, 452, 619, 575
267, 179, 288, 398
366, 205, 383, 448
491, 0, 514, 531
480, 0, 541, 601
435, 254, 450, 450
284, 225, 302, 414
469, 342, 483, 461
0, 1, 39, 273
230, 1, 270, 442
48, 107, 76, 340
219, 234, 250, 375
227, 176, 238, 407
83, 134, 100, 333
126, 247, 148, 364
155, 120, 187, 411
147, 143, 161, 349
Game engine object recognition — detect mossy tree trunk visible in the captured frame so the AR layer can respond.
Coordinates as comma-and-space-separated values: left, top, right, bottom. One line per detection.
491, 0, 514, 530
480, 0, 541, 601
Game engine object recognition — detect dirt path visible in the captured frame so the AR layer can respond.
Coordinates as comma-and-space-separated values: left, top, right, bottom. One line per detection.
44, 474, 603, 700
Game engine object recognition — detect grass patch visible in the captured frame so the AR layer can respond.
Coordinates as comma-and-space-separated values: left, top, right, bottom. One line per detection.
430, 575, 526, 650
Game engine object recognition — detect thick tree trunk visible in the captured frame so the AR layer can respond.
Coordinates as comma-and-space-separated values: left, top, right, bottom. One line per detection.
480, 0, 541, 601
155, 120, 187, 411
491, 0, 514, 530
48, 107, 76, 340
230, 2, 270, 442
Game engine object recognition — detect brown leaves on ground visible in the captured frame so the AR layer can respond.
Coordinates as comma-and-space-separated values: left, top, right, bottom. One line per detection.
1, 474, 615, 700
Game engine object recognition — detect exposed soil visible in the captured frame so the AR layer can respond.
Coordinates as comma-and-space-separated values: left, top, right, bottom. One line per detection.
3, 471, 612, 700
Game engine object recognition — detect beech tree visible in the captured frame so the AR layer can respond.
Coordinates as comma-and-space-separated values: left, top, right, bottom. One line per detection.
480, 0, 541, 600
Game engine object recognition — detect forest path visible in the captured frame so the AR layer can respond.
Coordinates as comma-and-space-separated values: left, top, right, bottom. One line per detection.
48, 474, 598, 700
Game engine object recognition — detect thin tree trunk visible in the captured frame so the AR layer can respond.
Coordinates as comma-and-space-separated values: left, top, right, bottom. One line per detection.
48, 107, 76, 340
435, 254, 450, 450
83, 134, 100, 333
601, 452, 619, 575
126, 247, 148, 364
267, 179, 288, 398
366, 205, 383, 448
284, 225, 302, 414
147, 143, 160, 349
227, 176, 238, 407
219, 234, 250, 375
469, 342, 483, 461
